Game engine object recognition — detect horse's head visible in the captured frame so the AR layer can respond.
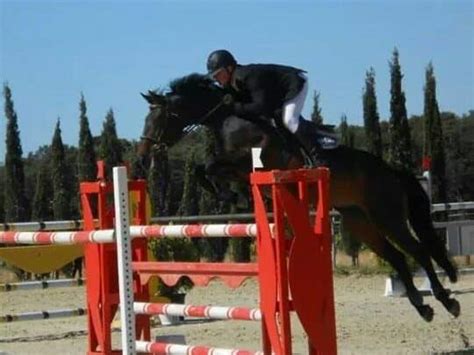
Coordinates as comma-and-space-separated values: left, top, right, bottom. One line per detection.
135, 73, 224, 176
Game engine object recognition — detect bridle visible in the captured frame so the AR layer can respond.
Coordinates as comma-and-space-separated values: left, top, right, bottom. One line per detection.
140, 96, 226, 150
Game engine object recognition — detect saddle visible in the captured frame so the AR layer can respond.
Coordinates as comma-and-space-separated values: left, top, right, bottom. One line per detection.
232, 112, 339, 166
314, 125, 339, 150
270, 118, 338, 167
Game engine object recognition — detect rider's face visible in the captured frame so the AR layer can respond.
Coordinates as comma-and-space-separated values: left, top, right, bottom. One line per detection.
213, 67, 232, 86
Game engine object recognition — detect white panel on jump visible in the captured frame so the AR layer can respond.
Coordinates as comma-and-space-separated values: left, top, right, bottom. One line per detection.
384, 276, 407, 297
113, 167, 137, 355
251, 147, 264, 170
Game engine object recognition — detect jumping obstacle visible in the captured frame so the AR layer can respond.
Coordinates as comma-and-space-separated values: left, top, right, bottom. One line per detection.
1, 275, 86, 324
0, 308, 87, 323
134, 341, 265, 355
134, 302, 262, 321
135, 340, 264, 355
0, 219, 85, 274
0, 244, 83, 274
110, 167, 336, 355
0, 165, 337, 354
0, 223, 87, 325
0, 278, 85, 292
0, 266, 87, 324
0, 224, 261, 245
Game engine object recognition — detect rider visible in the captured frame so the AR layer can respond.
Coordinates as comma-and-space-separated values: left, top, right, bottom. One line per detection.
206, 49, 321, 164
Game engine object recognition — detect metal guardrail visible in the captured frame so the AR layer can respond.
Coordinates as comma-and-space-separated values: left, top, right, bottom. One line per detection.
434, 219, 474, 256
0, 219, 99, 232
432, 202, 474, 213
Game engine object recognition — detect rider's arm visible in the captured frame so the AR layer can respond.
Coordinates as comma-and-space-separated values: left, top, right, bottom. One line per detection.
232, 76, 272, 119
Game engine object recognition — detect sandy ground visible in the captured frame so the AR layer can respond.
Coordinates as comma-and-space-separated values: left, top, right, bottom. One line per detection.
0, 271, 473, 355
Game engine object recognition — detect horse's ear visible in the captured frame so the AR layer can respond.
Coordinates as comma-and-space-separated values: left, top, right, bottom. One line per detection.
141, 91, 166, 106
141, 92, 153, 104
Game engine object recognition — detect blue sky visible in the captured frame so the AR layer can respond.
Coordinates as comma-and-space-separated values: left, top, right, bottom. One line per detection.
1, 0, 473, 157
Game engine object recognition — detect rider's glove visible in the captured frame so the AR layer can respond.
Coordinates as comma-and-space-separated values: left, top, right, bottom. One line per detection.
222, 94, 234, 105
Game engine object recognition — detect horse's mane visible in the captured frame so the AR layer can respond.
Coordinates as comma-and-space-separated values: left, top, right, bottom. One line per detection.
168, 73, 217, 97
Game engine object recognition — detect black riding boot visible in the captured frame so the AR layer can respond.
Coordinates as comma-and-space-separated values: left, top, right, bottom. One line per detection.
294, 119, 320, 166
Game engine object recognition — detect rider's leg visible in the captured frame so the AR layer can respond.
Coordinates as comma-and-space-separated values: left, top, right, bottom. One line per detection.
281, 77, 317, 165
282, 75, 308, 134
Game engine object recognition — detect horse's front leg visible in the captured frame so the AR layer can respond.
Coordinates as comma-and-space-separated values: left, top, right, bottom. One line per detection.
195, 163, 219, 196
202, 155, 252, 209
194, 159, 237, 209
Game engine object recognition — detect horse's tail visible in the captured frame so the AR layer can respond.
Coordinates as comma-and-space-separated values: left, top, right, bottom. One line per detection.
399, 170, 458, 282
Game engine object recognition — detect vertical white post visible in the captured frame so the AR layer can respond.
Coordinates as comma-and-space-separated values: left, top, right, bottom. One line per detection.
113, 167, 136, 355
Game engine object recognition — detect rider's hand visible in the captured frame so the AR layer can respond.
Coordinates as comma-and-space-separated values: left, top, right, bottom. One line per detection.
222, 94, 234, 105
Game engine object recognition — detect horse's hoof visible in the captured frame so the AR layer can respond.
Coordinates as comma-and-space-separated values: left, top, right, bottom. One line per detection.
448, 270, 458, 283
447, 298, 461, 318
417, 305, 434, 322
407, 290, 423, 307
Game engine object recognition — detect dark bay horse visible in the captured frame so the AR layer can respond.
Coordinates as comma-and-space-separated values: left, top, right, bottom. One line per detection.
137, 73, 459, 322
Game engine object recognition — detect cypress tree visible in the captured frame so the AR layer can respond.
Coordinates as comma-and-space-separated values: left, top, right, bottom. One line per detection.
77, 94, 97, 181
51, 120, 71, 220
32, 161, 53, 220
339, 114, 354, 147
0, 170, 4, 222
148, 147, 170, 217
423, 63, 447, 203
99, 108, 123, 180
362, 68, 383, 157
310, 91, 323, 125
443, 114, 463, 201
3, 83, 29, 221
178, 151, 199, 216
389, 48, 413, 170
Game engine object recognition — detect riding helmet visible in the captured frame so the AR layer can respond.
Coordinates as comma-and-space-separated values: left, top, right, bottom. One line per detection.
207, 50, 237, 76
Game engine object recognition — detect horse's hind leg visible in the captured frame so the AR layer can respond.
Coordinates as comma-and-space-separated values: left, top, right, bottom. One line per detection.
375, 212, 460, 318
407, 200, 458, 283
340, 208, 434, 322
400, 172, 458, 282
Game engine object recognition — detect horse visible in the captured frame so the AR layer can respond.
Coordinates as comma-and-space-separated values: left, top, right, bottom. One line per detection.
136, 73, 459, 322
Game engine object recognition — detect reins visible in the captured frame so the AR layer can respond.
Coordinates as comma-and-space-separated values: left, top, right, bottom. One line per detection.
182, 99, 226, 136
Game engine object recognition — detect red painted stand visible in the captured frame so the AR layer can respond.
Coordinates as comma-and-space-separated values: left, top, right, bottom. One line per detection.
251, 168, 337, 355
80, 162, 150, 354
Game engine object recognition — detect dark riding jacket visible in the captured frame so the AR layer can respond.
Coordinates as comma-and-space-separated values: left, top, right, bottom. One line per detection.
228, 64, 306, 120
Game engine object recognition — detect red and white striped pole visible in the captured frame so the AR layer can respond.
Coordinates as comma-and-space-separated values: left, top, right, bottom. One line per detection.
135, 341, 264, 355
134, 302, 261, 321
0, 224, 264, 245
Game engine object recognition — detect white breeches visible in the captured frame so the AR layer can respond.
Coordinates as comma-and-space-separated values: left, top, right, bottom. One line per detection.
282, 74, 308, 133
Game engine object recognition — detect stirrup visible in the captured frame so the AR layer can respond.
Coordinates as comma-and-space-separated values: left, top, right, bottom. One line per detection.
300, 147, 315, 168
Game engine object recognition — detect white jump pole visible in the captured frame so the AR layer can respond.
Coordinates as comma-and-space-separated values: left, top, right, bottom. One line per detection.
113, 167, 137, 355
